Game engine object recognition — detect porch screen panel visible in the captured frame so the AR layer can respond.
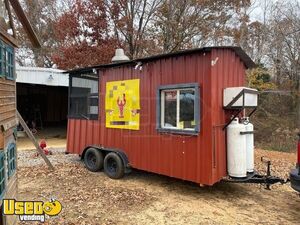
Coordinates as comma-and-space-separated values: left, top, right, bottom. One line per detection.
69, 75, 99, 120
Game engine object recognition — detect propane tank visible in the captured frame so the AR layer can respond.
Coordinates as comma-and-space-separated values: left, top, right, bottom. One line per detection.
243, 117, 254, 173
227, 117, 247, 178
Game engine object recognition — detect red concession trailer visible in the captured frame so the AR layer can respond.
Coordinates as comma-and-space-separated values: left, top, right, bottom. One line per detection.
66, 46, 257, 186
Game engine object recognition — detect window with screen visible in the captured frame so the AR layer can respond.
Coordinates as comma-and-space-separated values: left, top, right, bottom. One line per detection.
7, 143, 16, 178
69, 73, 99, 120
0, 40, 14, 80
157, 83, 200, 134
6, 46, 14, 80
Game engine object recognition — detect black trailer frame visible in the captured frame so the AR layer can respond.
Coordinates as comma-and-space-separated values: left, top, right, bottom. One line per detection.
223, 157, 289, 190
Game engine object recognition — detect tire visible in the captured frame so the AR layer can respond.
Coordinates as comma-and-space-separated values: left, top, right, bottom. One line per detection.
84, 148, 103, 172
103, 152, 125, 179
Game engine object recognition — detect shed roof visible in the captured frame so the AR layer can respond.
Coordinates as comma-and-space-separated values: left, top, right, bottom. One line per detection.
16, 66, 68, 87
66, 46, 256, 74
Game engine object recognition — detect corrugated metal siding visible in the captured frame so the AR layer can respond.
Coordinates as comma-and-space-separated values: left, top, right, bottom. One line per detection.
67, 49, 247, 185
210, 49, 246, 181
16, 66, 67, 87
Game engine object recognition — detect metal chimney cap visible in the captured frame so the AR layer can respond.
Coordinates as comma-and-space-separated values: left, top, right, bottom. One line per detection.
112, 48, 130, 63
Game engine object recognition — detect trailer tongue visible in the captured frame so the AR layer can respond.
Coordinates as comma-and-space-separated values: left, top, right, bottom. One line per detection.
290, 133, 300, 192
224, 157, 289, 190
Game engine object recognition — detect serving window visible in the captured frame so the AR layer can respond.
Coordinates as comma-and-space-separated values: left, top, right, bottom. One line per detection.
68, 73, 99, 120
157, 83, 200, 135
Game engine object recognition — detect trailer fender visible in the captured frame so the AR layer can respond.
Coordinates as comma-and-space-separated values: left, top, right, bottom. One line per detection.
81, 146, 131, 173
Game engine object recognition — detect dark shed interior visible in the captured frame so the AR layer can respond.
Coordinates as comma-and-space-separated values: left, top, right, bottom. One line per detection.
17, 83, 68, 130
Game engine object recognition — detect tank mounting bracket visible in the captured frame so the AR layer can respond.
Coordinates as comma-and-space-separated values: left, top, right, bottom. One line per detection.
223, 88, 258, 130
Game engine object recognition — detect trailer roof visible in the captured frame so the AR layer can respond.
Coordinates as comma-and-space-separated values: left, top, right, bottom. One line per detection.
65, 46, 256, 74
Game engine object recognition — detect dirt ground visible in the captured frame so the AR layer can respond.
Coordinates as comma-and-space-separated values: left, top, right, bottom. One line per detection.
17, 138, 66, 150
16, 148, 300, 225
17, 126, 66, 150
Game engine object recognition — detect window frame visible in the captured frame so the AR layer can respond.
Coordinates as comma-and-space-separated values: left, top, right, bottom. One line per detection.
68, 72, 99, 120
0, 41, 4, 78
0, 40, 15, 80
6, 46, 14, 80
0, 151, 5, 199
156, 83, 200, 135
7, 143, 16, 178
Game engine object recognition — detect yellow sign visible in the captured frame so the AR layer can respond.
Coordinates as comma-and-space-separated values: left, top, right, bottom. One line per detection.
3, 199, 62, 222
105, 79, 140, 130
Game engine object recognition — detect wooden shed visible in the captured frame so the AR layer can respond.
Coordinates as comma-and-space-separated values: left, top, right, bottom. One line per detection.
66, 47, 255, 186
0, 1, 40, 224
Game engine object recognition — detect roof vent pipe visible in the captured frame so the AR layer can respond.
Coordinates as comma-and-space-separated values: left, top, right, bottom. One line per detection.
112, 48, 130, 63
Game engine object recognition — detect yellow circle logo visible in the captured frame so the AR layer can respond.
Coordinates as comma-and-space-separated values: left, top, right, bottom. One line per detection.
43, 200, 62, 216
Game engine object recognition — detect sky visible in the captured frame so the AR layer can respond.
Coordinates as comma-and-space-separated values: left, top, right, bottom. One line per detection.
250, 0, 300, 22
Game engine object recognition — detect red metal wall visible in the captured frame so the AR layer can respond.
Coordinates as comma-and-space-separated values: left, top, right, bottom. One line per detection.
210, 49, 246, 182
67, 49, 246, 185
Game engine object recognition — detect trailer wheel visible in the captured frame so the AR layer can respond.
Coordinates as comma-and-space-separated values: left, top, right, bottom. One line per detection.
103, 152, 125, 179
84, 148, 103, 172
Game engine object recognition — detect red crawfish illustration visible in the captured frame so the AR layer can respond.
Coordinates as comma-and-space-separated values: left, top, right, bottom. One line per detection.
117, 93, 126, 118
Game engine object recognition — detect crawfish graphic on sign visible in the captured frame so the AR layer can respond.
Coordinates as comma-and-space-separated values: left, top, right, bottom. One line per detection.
105, 79, 140, 130
117, 93, 126, 118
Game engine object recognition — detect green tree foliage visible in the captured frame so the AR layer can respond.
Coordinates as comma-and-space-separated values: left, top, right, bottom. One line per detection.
246, 66, 276, 91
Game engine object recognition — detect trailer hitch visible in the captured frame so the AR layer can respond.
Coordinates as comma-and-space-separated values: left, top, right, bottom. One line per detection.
247, 156, 289, 190
223, 157, 289, 190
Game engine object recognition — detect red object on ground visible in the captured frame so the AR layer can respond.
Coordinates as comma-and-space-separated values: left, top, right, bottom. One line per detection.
43, 149, 50, 155
40, 140, 47, 149
39, 139, 50, 155
66, 47, 255, 186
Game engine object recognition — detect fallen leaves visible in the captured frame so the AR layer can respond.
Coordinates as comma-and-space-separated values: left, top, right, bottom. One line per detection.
17, 149, 154, 225
254, 149, 296, 180
16, 148, 298, 225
